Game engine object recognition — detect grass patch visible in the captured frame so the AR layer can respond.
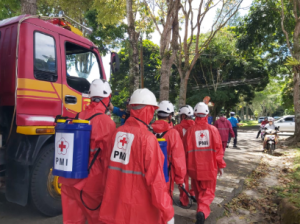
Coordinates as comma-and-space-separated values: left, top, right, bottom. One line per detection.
239, 120, 259, 127
275, 148, 300, 208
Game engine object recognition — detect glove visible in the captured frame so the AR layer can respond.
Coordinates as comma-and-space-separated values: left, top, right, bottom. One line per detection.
167, 217, 174, 224
218, 168, 224, 177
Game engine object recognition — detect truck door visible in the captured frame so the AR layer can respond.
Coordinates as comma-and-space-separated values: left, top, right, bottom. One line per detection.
16, 24, 62, 126
59, 36, 104, 118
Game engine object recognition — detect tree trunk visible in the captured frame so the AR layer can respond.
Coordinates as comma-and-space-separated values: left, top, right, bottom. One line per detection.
241, 106, 244, 121
21, 0, 37, 15
140, 37, 144, 88
246, 104, 249, 121
159, 56, 173, 101
293, 67, 300, 142
158, 0, 180, 101
178, 77, 188, 107
126, 0, 140, 93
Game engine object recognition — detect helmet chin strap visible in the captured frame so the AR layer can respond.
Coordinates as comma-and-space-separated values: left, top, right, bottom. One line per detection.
92, 97, 111, 113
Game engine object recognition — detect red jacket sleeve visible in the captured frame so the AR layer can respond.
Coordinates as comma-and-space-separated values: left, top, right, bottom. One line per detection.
173, 124, 183, 139
227, 120, 235, 138
169, 130, 186, 185
211, 126, 226, 169
214, 120, 219, 128
144, 135, 174, 223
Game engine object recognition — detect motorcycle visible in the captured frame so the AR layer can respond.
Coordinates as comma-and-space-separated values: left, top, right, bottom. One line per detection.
263, 127, 279, 155
260, 124, 266, 141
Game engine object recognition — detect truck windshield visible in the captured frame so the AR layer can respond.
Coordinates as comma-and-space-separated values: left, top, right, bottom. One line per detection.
65, 42, 102, 94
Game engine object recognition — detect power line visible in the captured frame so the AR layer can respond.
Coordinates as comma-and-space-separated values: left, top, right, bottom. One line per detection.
192, 78, 263, 90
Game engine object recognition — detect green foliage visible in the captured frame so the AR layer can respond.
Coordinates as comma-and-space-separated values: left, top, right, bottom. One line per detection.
186, 28, 269, 115
0, 0, 20, 20
93, 0, 126, 26
85, 10, 127, 56
110, 39, 165, 107
281, 78, 295, 113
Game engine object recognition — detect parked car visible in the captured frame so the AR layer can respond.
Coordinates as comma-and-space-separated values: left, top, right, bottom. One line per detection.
274, 116, 282, 120
258, 117, 265, 123
275, 115, 295, 132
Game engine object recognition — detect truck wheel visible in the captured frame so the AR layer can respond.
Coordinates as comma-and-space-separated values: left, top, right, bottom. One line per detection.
30, 143, 62, 216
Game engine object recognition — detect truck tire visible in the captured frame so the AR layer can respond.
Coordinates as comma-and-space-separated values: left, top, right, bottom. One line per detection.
30, 143, 62, 216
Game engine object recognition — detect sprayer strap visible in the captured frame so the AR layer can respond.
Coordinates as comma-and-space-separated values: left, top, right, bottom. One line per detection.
87, 113, 103, 121
155, 130, 168, 139
88, 147, 101, 172
133, 117, 153, 133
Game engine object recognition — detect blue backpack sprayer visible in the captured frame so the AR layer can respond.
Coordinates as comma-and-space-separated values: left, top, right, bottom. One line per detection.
53, 113, 103, 210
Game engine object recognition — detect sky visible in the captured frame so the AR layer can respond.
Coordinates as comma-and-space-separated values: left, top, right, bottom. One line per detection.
102, 0, 254, 81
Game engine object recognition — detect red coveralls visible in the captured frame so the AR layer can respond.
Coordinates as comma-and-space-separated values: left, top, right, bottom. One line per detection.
59, 99, 116, 224
174, 119, 195, 206
152, 120, 186, 196
183, 116, 226, 219
214, 116, 235, 153
99, 106, 174, 224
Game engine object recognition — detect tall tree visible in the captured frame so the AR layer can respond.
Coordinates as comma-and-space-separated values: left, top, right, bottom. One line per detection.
175, 0, 243, 107
236, 0, 299, 143
280, 0, 300, 142
143, 0, 180, 101
126, 0, 140, 92
185, 29, 268, 118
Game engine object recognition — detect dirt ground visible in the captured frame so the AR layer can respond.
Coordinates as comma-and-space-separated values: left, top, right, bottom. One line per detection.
217, 147, 298, 224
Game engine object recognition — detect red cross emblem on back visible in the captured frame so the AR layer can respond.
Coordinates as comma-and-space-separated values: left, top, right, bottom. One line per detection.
57, 138, 69, 155
200, 133, 205, 138
117, 135, 128, 150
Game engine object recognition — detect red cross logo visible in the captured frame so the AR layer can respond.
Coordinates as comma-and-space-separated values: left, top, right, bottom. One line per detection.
120, 137, 127, 146
200, 133, 205, 138
117, 135, 128, 150
59, 141, 66, 152
57, 138, 69, 155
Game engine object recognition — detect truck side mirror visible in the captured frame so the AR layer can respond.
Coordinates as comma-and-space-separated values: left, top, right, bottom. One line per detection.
111, 52, 120, 73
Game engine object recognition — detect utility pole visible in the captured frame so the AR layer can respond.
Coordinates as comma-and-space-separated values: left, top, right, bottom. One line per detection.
140, 36, 144, 88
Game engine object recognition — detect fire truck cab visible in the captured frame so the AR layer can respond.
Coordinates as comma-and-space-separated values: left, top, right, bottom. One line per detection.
0, 15, 118, 216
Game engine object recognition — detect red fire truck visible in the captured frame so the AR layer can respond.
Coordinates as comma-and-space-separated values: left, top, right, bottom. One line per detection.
0, 14, 119, 216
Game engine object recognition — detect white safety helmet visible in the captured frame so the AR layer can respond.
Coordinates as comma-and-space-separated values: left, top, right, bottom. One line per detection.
194, 102, 209, 116
129, 88, 158, 108
230, 112, 235, 116
179, 105, 194, 117
268, 117, 274, 122
89, 79, 112, 98
158, 101, 174, 113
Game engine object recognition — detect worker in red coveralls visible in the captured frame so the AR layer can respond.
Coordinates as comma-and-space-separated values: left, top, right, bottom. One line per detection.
183, 102, 226, 224
99, 89, 175, 224
174, 105, 197, 206
59, 79, 116, 224
214, 113, 235, 154
152, 101, 186, 194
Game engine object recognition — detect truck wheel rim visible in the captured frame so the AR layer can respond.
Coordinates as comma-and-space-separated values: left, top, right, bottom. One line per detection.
47, 168, 61, 198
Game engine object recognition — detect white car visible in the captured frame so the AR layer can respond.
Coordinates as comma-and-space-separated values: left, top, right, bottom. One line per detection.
275, 115, 295, 132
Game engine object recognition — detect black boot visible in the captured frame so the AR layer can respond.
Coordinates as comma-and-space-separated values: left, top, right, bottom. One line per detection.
195, 211, 205, 224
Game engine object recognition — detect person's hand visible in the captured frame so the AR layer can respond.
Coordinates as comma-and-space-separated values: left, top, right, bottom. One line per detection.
167, 217, 174, 224
109, 102, 114, 111
218, 168, 224, 177
179, 183, 186, 189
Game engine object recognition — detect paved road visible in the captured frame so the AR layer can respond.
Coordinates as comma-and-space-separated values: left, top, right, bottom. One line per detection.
0, 127, 288, 224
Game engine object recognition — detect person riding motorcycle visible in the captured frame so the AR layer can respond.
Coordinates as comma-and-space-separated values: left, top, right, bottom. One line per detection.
256, 117, 268, 139
263, 117, 278, 150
